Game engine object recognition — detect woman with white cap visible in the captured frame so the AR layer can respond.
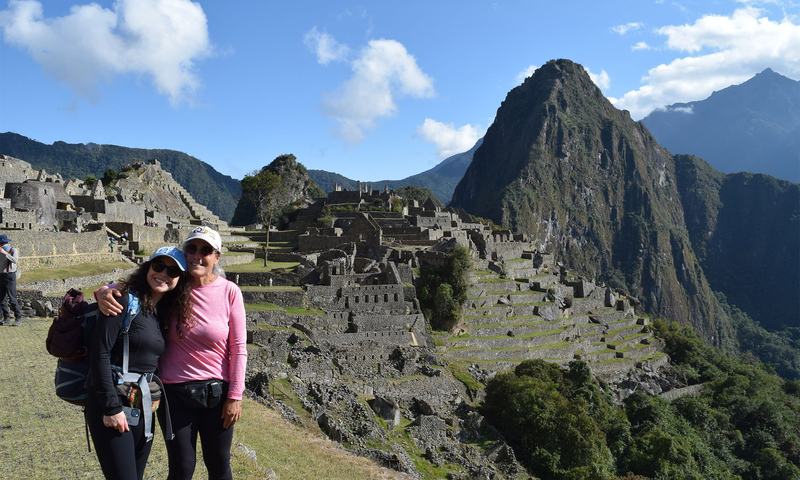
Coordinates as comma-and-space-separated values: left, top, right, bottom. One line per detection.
87, 246, 191, 480
97, 227, 247, 480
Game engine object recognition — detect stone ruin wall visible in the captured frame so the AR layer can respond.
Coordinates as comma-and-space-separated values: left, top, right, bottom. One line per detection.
351, 312, 425, 332
11, 230, 118, 269
339, 283, 408, 313
299, 233, 361, 252
0, 155, 38, 191
1, 208, 36, 230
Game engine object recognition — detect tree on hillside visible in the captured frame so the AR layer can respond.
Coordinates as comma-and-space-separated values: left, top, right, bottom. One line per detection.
101, 168, 117, 187
240, 168, 289, 266
418, 245, 471, 330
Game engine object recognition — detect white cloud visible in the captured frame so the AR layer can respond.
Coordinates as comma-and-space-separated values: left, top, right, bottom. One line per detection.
632, 41, 652, 50
671, 105, 694, 114
317, 37, 435, 143
516, 64, 538, 84
613, 7, 800, 119
303, 27, 350, 65
586, 68, 611, 90
611, 22, 644, 35
0, 0, 210, 106
416, 119, 483, 159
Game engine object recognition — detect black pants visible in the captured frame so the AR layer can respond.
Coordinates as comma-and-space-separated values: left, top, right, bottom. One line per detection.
85, 392, 155, 480
0, 272, 20, 321
158, 385, 234, 480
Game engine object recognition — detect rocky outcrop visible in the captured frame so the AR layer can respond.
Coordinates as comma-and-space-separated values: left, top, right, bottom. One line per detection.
231, 154, 326, 227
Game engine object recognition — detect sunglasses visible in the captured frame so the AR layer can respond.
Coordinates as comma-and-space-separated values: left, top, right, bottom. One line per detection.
184, 243, 216, 256
151, 260, 183, 278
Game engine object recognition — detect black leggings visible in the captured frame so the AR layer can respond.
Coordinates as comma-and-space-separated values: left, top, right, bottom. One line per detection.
158, 387, 234, 480
85, 393, 155, 480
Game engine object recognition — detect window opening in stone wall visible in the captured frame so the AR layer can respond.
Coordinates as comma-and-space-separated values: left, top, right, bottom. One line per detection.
384, 294, 389, 302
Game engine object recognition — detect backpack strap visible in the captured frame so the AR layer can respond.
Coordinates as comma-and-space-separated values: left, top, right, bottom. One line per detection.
116, 293, 156, 441
120, 292, 140, 375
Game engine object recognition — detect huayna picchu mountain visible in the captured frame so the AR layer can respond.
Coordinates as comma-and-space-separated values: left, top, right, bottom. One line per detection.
450, 59, 799, 350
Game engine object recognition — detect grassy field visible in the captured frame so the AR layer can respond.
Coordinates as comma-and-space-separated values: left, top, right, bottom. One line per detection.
225, 258, 301, 273
18, 262, 133, 284
0, 318, 405, 479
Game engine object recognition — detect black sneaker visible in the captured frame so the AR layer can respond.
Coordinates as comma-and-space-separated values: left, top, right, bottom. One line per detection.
12, 319, 21, 326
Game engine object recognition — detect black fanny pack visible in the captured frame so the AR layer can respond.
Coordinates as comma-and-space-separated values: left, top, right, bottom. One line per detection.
167, 379, 227, 409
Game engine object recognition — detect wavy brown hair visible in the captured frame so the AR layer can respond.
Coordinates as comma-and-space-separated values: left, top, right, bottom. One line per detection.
120, 260, 193, 332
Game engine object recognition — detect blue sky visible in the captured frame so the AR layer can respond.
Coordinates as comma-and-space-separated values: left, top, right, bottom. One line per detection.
1, 0, 798, 182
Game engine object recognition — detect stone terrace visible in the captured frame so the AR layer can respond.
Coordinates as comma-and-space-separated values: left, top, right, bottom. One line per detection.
445, 255, 668, 380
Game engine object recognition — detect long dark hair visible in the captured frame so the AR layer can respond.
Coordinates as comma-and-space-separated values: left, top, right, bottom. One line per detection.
120, 260, 193, 331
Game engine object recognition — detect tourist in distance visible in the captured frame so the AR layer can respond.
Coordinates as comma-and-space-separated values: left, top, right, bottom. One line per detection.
87, 246, 191, 480
96, 226, 247, 480
0, 234, 22, 326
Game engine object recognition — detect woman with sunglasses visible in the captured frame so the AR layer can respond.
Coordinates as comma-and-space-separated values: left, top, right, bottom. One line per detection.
87, 246, 191, 480
96, 226, 247, 480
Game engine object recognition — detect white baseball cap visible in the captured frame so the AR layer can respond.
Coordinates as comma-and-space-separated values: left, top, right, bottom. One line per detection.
183, 226, 222, 251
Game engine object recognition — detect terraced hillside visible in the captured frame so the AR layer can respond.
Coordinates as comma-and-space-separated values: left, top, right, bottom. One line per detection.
446, 254, 668, 380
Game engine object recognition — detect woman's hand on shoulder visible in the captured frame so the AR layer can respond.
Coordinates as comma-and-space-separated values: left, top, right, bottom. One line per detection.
103, 412, 129, 433
97, 288, 124, 316
221, 398, 242, 429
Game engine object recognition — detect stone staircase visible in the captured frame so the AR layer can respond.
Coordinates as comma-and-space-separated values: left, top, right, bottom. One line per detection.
446, 259, 668, 378
174, 184, 222, 226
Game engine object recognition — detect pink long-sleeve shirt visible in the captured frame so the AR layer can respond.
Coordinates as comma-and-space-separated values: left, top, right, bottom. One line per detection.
158, 276, 248, 400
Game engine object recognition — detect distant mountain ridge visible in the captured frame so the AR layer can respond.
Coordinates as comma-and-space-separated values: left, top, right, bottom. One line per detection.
0, 132, 240, 221
450, 59, 799, 347
309, 138, 482, 203
642, 68, 800, 182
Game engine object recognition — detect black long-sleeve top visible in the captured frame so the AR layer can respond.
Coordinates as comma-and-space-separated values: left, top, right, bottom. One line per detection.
88, 294, 166, 416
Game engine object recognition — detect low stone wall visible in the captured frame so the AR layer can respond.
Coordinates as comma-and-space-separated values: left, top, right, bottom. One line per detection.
14, 229, 106, 256
351, 313, 424, 332
262, 252, 303, 262
125, 225, 183, 254
13, 230, 122, 269
19, 267, 137, 296
322, 330, 414, 346
470, 317, 573, 337
229, 271, 298, 287
219, 252, 255, 267
371, 375, 459, 405
453, 338, 585, 362
1, 208, 36, 230
454, 326, 573, 350
248, 310, 348, 336
240, 289, 309, 309
464, 306, 509, 318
